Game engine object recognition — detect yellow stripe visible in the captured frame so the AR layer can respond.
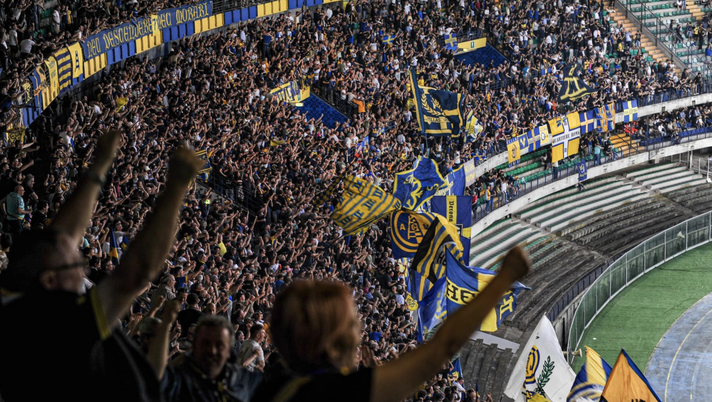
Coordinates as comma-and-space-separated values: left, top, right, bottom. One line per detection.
90, 287, 111, 340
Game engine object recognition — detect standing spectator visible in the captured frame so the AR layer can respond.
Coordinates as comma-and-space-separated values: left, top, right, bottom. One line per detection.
2, 185, 30, 235
160, 316, 263, 402
177, 293, 204, 337
237, 323, 267, 372
0, 133, 204, 402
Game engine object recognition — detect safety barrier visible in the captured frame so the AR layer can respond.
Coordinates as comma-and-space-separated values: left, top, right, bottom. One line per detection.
566, 210, 712, 363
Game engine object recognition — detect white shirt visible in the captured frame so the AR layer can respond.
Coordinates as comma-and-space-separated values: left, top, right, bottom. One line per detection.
19, 39, 35, 54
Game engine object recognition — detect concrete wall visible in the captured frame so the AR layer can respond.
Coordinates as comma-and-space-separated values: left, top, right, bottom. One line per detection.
616, 93, 712, 123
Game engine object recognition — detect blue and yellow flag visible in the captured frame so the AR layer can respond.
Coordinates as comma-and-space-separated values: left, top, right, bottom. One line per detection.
548, 116, 565, 136
120, 235, 130, 253
53, 47, 73, 95
382, 34, 395, 45
408, 269, 435, 303
410, 215, 463, 285
558, 64, 596, 103
578, 159, 588, 182
415, 275, 447, 342
579, 110, 596, 134
443, 33, 458, 51
109, 229, 120, 265
393, 157, 447, 211
605, 103, 616, 131
331, 176, 402, 236
622, 100, 638, 123
595, 103, 616, 132
390, 210, 435, 259
567, 347, 612, 402
312, 176, 343, 208
507, 137, 521, 167
445, 251, 529, 332
450, 358, 463, 381
409, 69, 464, 136
436, 164, 468, 197
195, 150, 213, 174
431, 196, 472, 264
600, 349, 661, 402
465, 111, 475, 133
594, 106, 609, 133
4, 127, 25, 145
269, 138, 287, 147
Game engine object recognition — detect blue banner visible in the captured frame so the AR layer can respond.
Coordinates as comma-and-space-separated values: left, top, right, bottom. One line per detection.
445, 251, 528, 332
393, 157, 447, 211
438, 165, 467, 196
390, 210, 435, 259
416, 275, 447, 343
578, 159, 588, 182
431, 195, 472, 264
443, 33, 458, 51
83, 1, 212, 60
409, 69, 464, 137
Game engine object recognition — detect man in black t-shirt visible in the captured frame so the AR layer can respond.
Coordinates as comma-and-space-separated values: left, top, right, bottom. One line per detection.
177, 293, 204, 337
0, 134, 203, 402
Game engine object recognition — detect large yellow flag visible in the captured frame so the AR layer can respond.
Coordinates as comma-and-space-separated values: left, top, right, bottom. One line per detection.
600, 350, 661, 402
331, 176, 402, 236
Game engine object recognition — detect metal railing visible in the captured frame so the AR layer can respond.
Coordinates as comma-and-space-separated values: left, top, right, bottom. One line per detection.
618, 0, 689, 71
310, 82, 361, 119
566, 210, 712, 363
199, 170, 267, 213
474, 125, 712, 224
473, 147, 635, 222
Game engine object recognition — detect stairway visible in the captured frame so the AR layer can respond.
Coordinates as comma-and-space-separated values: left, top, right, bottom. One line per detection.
622, 0, 709, 75
611, 12, 672, 68
687, 0, 706, 21
610, 125, 640, 157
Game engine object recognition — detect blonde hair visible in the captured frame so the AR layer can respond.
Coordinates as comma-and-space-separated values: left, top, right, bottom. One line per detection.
271, 280, 361, 374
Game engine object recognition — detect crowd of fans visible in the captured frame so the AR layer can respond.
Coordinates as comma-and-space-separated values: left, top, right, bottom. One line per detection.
0, 0, 710, 400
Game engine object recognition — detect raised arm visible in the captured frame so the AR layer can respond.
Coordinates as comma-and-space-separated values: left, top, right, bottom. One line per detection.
148, 299, 181, 380
98, 147, 202, 328
371, 246, 531, 402
51, 130, 121, 246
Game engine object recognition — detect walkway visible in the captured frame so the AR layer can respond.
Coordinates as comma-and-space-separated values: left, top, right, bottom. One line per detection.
646, 292, 712, 402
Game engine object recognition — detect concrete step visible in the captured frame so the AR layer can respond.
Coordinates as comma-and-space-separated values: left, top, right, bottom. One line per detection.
524, 184, 634, 224
575, 204, 673, 246
626, 163, 682, 180
471, 221, 522, 255
657, 176, 707, 192
472, 218, 512, 243
536, 189, 642, 229
564, 199, 659, 240
548, 193, 650, 233
471, 227, 540, 267
479, 231, 547, 269
517, 177, 620, 217
641, 170, 696, 186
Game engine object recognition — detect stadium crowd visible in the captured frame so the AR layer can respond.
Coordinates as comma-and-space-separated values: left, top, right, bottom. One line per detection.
0, 0, 710, 400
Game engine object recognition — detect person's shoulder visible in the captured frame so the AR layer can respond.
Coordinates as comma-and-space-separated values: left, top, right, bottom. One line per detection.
253, 369, 373, 402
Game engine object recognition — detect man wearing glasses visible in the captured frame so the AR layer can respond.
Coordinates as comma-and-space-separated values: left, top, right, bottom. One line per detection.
0, 130, 203, 402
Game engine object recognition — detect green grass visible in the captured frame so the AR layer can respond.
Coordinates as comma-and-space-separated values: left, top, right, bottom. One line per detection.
572, 242, 712, 373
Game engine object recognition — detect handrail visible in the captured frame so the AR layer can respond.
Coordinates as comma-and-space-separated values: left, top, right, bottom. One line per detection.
616, 0, 689, 72
474, 125, 712, 224
565, 210, 712, 363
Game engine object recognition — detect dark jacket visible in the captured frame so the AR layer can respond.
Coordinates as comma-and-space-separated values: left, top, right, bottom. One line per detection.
162, 355, 263, 402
